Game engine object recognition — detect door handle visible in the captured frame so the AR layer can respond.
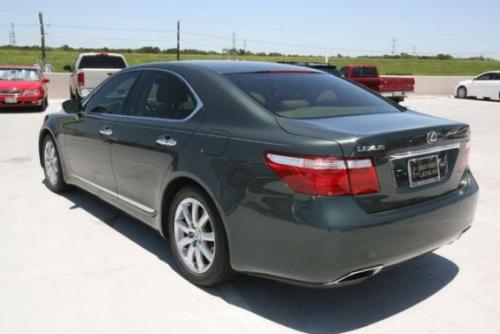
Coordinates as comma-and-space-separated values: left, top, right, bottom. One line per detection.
99, 126, 113, 136
156, 136, 177, 147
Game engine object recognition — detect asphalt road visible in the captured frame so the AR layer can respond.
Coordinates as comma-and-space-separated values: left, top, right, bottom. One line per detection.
0, 96, 499, 334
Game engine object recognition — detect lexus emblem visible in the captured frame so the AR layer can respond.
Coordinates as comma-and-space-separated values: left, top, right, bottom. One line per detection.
427, 131, 438, 144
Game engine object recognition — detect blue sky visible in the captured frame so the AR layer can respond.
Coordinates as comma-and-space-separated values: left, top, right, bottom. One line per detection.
1, 0, 499, 58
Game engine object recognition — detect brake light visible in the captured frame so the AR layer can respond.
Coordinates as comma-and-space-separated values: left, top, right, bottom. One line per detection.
77, 72, 85, 87
264, 152, 380, 196
346, 159, 381, 195
458, 142, 470, 172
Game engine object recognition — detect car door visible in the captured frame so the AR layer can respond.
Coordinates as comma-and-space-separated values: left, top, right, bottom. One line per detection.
63, 70, 141, 197
490, 73, 500, 100
469, 73, 492, 98
110, 69, 204, 219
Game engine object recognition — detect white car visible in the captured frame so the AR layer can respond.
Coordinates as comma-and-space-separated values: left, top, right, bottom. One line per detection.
456, 71, 500, 101
64, 52, 128, 100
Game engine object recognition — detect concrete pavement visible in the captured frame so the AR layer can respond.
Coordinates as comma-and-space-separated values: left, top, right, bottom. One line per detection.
0, 96, 499, 334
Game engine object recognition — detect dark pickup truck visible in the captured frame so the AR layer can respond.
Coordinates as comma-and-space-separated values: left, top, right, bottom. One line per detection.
341, 65, 415, 102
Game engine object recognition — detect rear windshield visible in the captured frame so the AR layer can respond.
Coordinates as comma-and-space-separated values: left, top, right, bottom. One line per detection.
351, 66, 378, 77
0, 68, 40, 81
226, 72, 400, 119
79, 55, 126, 69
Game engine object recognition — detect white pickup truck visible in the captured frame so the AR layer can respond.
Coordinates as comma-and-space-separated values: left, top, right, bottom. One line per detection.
64, 52, 128, 100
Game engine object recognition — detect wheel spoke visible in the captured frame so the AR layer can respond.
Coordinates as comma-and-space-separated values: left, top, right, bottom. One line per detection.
181, 204, 192, 227
191, 202, 199, 226
185, 244, 195, 263
198, 213, 209, 229
199, 242, 214, 262
195, 246, 205, 271
200, 232, 214, 242
175, 220, 191, 234
177, 237, 192, 248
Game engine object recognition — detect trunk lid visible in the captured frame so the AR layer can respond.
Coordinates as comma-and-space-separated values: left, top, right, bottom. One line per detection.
77, 68, 121, 90
277, 111, 470, 212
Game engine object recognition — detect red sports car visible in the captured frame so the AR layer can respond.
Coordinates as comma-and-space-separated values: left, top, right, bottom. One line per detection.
0, 66, 49, 111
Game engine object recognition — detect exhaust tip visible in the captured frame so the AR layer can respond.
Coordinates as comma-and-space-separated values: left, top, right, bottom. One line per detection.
324, 265, 384, 287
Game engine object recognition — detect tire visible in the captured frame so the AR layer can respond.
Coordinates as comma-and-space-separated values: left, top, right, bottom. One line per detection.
42, 135, 70, 193
168, 186, 234, 286
37, 97, 48, 112
457, 86, 467, 99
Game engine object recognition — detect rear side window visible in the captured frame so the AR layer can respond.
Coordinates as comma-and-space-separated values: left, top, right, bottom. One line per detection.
226, 72, 400, 119
79, 55, 126, 69
129, 70, 197, 120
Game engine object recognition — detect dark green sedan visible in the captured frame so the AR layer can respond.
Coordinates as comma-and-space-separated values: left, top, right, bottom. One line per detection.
38, 61, 478, 287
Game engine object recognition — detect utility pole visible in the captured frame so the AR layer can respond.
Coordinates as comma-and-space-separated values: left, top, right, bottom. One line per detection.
10, 23, 16, 46
391, 37, 397, 56
232, 32, 236, 59
38, 12, 46, 68
176, 20, 180, 61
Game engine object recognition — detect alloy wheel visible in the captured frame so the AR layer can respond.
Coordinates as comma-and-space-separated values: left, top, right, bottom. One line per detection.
173, 198, 216, 274
457, 87, 466, 98
44, 140, 59, 186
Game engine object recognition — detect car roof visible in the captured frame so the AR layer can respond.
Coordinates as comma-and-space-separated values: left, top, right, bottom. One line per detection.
136, 60, 323, 74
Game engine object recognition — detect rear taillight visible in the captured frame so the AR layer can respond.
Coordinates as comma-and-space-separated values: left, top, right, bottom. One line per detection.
458, 142, 470, 172
346, 159, 381, 195
77, 72, 85, 87
264, 152, 380, 196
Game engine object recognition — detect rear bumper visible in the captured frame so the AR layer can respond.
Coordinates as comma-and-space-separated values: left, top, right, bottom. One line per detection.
229, 171, 478, 286
381, 91, 410, 98
0, 95, 44, 108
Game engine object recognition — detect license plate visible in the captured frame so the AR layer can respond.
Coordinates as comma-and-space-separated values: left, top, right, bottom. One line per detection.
408, 155, 440, 188
5, 97, 18, 104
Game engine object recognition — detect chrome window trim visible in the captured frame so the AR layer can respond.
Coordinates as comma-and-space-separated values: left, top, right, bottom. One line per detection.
83, 67, 204, 123
71, 174, 156, 215
390, 143, 461, 160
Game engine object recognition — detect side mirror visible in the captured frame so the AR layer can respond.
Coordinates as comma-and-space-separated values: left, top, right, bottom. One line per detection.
62, 99, 81, 114
42, 78, 50, 83
63, 65, 72, 72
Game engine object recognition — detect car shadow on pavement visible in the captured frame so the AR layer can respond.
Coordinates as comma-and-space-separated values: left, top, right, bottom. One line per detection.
60, 186, 459, 334
0, 109, 44, 114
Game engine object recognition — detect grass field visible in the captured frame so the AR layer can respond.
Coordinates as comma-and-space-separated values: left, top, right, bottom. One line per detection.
1, 48, 500, 75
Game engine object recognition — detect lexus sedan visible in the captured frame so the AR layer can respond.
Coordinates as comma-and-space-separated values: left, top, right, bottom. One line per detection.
39, 61, 478, 287
456, 71, 500, 101
0, 66, 49, 111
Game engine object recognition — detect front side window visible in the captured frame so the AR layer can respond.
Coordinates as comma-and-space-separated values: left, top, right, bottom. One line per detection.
130, 70, 197, 120
84, 71, 140, 114
476, 73, 492, 81
226, 72, 400, 119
